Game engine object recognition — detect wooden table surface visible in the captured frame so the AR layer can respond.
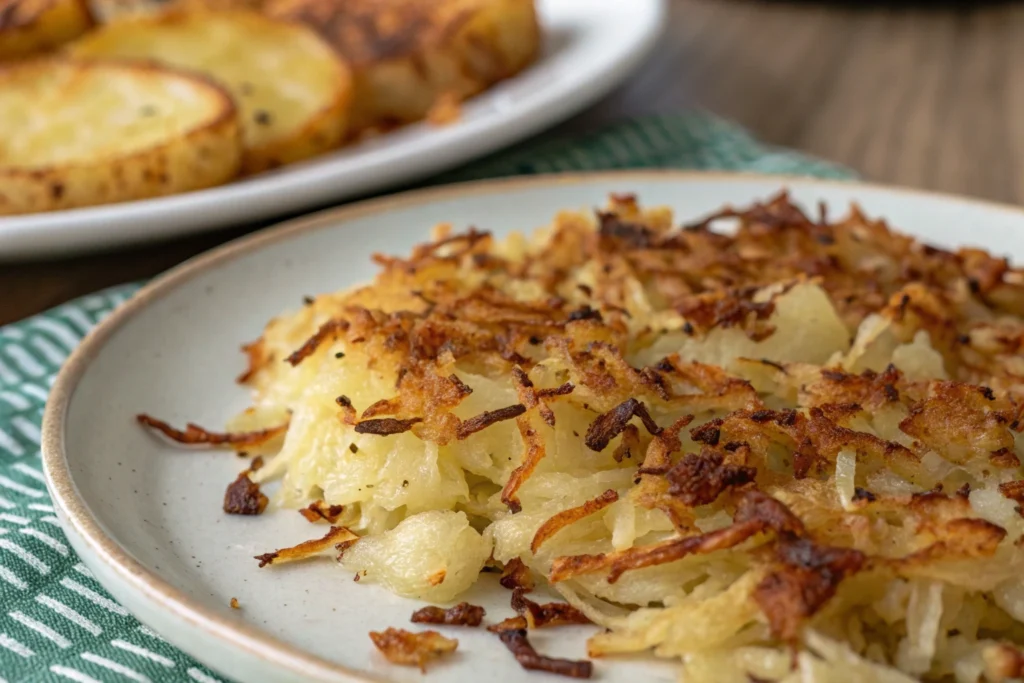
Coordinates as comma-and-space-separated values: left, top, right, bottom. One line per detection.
3, 0, 1021, 325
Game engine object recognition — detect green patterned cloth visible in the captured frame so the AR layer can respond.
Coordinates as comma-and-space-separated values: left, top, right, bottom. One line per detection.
0, 112, 854, 683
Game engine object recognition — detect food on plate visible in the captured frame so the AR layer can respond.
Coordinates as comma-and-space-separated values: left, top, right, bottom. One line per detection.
486, 587, 592, 636
368, 627, 458, 671
499, 557, 535, 591
139, 191, 1024, 681
3, 0, 541, 213
0, 0, 93, 59
87, 0, 265, 22
135, 412, 288, 448
0, 59, 240, 215
253, 525, 358, 567
223, 473, 268, 515
510, 588, 590, 629
267, 0, 541, 132
298, 499, 344, 523
498, 628, 593, 678
222, 456, 268, 515
410, 602, 486, 627
340, 510, 491, 602
68, 10, 351, 173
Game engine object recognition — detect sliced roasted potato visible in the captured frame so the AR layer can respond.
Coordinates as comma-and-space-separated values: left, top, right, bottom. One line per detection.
87, 0, 264, 22
69, 10, 351, 173
0, 59, 241, 215
0, 0, 94, 60
267, 0, 541, 132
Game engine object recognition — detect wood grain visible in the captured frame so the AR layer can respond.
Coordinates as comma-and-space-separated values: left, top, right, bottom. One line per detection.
3, 0, 1021, 325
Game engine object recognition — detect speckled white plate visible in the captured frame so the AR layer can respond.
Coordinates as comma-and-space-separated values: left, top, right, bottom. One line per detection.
0, 0, 665, 259
42, 172, 1024, 683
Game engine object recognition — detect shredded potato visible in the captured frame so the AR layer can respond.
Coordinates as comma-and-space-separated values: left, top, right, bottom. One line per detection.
340, 510, 491, 601
144, 192, 1024, 681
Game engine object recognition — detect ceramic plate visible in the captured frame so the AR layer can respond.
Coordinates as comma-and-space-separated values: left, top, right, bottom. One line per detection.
0, 0, 665, 260
42, 171, 1024, 683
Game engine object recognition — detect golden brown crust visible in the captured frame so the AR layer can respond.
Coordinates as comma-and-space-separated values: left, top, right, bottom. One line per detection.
637, 414, 694, 475
899, 380, 1015, 463
511, 365, 573, 427
0, 59, 241, 215
1, 0, 51, 30
369, 627, 457, 672
254, 525, 359, 567
455, 403, 526, 439
510, 588, 590, 629
298, 500, 344, 523
136, 414, 288, 449
67, 10, 351, 176
498, 557, 534, 592
487, 616, 527, 632
530, 489, 618, 553
285, 319, 349, 366
268, 0, 473, 66
353, 416, 422, 435
665, 449, 757, 507
497, 628, 592, 679
887, 516, 1006, 567
611, 423, 640, 463
753, 536, 865, 641
223, 473, 268, 515
236, 338, 268, 383
999, 481, 1024, 515
584, 398, 661, 452
500, 415, 545, 513
238, 64, 350, 174
0, 0, 93, 59
270, 0, 541, 131
215, 192, 1024, 674
550, 491, 804, 583
410, 602, 485, 627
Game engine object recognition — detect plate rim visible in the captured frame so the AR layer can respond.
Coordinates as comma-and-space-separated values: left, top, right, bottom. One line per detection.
0, 0, 667, 259
40, 170, 1024, 681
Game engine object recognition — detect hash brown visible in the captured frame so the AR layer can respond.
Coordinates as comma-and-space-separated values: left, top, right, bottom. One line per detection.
138, 192, 1024, 681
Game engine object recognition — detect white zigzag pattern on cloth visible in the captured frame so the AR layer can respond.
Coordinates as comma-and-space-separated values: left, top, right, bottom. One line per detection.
111, 639, 176, 667
49, 665, 101, 683
0, 567, 27, 590
59, 578, 128, 617
0, 287, 230, 682
9, 611, 71, 648
0, 632, 33, 657
36, 595, 103, 636
21, 528, 70, 556
81, 652, 151, 682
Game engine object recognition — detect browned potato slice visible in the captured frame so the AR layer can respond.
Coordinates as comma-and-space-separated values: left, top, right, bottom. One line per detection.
267, 0, 541, 132
0, 0, 94, 60
87, 0, 263, 22
0, 59, 241, 215
69, 10, 351, 173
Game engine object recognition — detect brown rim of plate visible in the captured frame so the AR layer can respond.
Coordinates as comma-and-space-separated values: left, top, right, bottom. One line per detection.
38, 169, 1024, 682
